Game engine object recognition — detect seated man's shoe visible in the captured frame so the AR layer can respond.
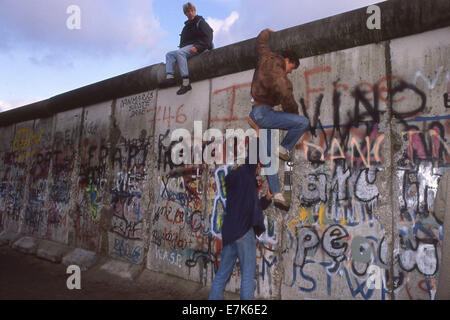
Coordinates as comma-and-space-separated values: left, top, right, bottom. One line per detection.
176, 84, 192, 95
159, 77, 176, 88
273, 192, 291, 211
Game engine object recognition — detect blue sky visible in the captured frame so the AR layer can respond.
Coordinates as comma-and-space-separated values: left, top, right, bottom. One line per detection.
0, 0, 385, 112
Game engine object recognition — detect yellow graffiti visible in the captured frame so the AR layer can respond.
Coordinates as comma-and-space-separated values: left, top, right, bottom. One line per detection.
13, 128, 42, 151
288, 204, 332, 233
300, 207, 309, 221
318, 204, 326, 228
288, 206, 314, 234
85, 183, 100, 221
12, 128, 43, 163
207, 178, 215, 214
218, 211, 224, 230
288, 208, 301, 234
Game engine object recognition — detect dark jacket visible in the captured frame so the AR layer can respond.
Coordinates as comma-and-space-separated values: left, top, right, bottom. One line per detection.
180, 15, 213, 53
251, 29, 299, 115
221, 163, 271, 247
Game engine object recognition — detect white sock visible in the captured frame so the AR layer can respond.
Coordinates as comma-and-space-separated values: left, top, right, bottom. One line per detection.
166, 74, 174, 79
274, 193, 283, 199
182, 78, 190, 86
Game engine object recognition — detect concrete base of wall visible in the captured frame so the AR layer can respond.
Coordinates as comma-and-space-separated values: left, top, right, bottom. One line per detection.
62, 248, 98, 272
11, 236, 39, 255
0, 231, 23, 247
37, 240, 71, 263
99, 259, 143, 281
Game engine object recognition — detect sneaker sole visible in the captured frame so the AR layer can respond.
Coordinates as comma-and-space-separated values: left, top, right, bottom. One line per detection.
279, 153, 292, 162
176, 87, 192, 95
274, 201, 290, 211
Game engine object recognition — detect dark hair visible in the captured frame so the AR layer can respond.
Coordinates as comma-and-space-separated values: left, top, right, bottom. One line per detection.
281, 50, 300, 69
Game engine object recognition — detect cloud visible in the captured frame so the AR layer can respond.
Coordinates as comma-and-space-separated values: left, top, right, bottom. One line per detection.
0, 100, 14, 112
207, 11, 239, 34
206, 11, 239, 48
0, 0, 167, 62
0, 98, 45, 112
0, 101, 11, 112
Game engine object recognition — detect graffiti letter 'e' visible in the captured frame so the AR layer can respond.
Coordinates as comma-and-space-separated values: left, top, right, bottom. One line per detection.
66, 265, 81, 290
444, 93, 450, 108
66, 5, 81, 30
366, 5, 381, 30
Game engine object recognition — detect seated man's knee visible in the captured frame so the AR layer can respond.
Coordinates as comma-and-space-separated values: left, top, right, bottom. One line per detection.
176, 48, 189, 57
166, 50, 177, 60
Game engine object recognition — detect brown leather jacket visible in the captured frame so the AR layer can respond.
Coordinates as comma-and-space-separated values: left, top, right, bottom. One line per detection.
251, 29, 299, 115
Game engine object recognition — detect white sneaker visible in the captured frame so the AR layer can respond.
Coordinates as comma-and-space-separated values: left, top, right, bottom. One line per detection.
279, 146, 292, 161
273, 193, 285, 201
273, 192, 290, 211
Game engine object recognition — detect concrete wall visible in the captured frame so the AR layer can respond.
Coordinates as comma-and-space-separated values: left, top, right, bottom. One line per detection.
281, 27, 450, 300
1, 0, 449, 300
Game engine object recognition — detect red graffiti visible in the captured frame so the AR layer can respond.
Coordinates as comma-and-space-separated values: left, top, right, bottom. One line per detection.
210, 83, 252, 123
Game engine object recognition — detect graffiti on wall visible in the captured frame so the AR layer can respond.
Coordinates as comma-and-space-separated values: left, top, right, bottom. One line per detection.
150, 165, 213, 273
46, 127, 79, 242
74, 115, 109, 250
150, 123, 280, 294
282, 64, 449, 300
108, 131, 151, 264
1, 127, 44, 233
22, 128, 52, 237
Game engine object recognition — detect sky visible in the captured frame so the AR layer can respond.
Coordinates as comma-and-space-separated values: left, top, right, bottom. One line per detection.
0, 0, 386, 113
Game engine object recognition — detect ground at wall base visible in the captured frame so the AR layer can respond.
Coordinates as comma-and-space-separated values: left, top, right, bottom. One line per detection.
0, 235, 240, 300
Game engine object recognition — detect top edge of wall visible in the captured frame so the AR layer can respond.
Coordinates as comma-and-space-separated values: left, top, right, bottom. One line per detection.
1, 0, 449, 127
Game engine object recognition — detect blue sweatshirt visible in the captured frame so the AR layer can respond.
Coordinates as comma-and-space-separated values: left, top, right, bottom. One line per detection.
221, 163, 271, 247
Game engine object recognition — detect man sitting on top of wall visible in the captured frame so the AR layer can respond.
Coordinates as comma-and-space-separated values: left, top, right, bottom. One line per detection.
159, 2, 214, 95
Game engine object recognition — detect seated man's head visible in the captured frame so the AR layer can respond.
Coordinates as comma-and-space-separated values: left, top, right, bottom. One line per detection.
183, 2, 196, 20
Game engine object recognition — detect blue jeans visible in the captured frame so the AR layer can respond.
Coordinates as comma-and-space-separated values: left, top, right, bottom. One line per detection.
165, 45, 198, 78
209, 228, 256, 300
249, 105, 309, 194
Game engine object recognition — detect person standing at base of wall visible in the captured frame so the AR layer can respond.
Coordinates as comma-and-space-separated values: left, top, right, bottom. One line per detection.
208, 154, 272, 300
434, 170, 450, 299
159, 2, 213, 95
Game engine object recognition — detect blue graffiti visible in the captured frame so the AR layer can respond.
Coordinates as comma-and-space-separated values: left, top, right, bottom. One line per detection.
342, 266, 375, 300
299, 260, 317, 292
113, 238, 143, 264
